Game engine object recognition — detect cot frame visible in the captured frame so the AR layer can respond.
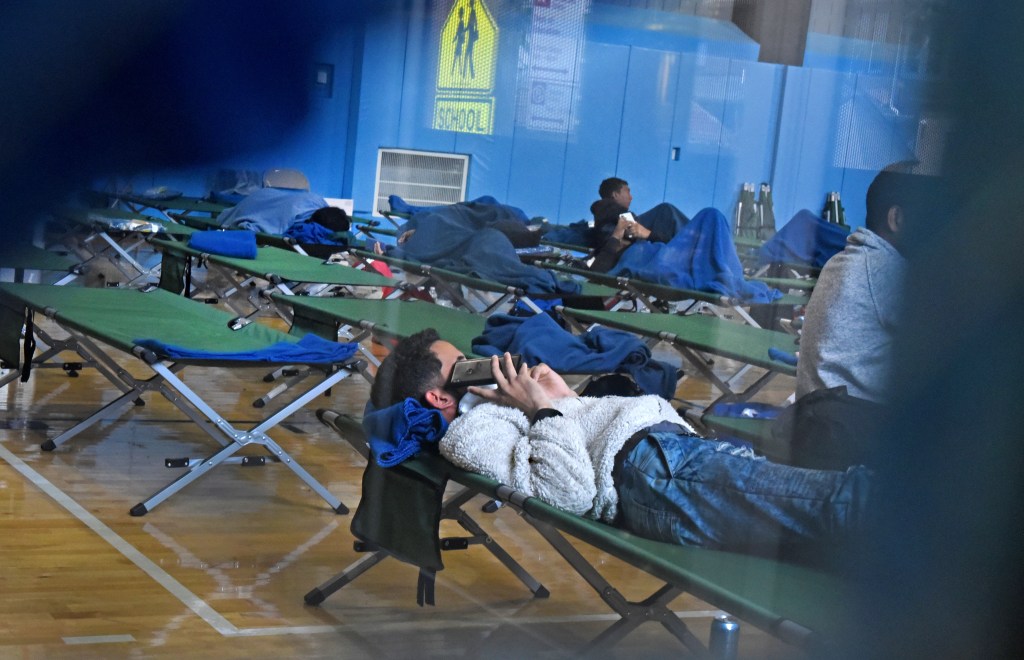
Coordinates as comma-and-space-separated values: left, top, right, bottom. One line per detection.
556, 305, 798, 413
151, 238, 407, 322
51, 206, 194, 283
0, 283, 363, 516
303, 416, 548, 607
304, 428, 841, 657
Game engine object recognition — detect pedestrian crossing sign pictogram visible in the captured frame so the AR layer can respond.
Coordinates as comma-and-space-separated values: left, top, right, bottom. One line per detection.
434, 0, 499, 135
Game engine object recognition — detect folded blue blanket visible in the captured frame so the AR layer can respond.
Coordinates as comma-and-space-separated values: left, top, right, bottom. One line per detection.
362, 398, 449, 468
284, 221, 345, 246
188, 230, 258, 259
609, 207, 781, 303
471, 313, 678, 399
133, 333, 357, 363
756, 209, 849, 269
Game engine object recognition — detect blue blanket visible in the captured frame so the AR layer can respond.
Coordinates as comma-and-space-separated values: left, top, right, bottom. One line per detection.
389, 194, 530, 222
216, 188, 327, 234
284, 221, 346, 246
187, 229, 258, 259
396, 203, 580, 296
362, 398, 449, 468
544, 220, 594, 248
609, 207, 781, 303
635, 202, 689, 243
471, 313, 678, 399
756, 209, 849, 269
133, 333, 357, 363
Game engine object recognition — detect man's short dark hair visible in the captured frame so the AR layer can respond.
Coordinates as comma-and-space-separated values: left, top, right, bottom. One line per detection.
369, 328, 444, 408
865, 167, 939, 235
598, 177, 628, 200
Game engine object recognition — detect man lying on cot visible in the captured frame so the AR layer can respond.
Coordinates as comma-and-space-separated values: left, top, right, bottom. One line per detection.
369, 328, 871, 562
589, 177, 690, 271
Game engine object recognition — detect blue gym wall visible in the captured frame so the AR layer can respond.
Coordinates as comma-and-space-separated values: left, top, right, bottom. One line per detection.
123, 1, 920, 231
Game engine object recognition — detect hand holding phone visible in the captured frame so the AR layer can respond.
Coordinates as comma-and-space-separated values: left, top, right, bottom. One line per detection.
448, 355, 522, 387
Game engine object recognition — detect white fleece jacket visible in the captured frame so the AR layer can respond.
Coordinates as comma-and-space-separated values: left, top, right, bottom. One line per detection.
440, 395, 685, 522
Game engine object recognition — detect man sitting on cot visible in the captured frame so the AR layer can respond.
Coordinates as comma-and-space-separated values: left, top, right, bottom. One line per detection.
589, 177, 690, 271
771, 165, 942, 470
367, 328, 871, 562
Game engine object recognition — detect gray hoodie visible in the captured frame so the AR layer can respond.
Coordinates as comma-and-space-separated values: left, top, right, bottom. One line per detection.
796, 227, 905, 402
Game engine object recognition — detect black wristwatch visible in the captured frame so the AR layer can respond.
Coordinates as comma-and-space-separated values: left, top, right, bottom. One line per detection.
531, 408, 563, 424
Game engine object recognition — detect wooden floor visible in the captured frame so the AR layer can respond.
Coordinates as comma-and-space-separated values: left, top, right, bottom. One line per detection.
0, 305, 799, 658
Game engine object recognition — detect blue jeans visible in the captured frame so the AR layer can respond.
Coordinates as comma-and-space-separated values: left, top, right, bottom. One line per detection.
617, 432, 870, 556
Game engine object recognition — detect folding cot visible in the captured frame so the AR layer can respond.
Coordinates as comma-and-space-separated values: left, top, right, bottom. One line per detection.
0, 282, 364, 515
151, 238, 405, 320
95, 190, 233, 220
51, 205, 196, 283
556, 306, 799, 412
344, 248, 618, 316
305, 413, 847, 657
167, 211, 378, 258
0, 245, 85, 286
275, 295, 487, 359
544, 261, 808, 326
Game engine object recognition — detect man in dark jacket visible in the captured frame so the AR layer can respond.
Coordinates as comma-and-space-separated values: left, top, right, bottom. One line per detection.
588, 177, 689, 271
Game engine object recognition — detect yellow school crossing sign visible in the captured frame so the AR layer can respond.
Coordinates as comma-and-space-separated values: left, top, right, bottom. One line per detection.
433, 0, 498, 135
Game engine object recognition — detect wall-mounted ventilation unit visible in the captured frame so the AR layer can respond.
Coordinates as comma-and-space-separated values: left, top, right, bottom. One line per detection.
373, 148, 470, 216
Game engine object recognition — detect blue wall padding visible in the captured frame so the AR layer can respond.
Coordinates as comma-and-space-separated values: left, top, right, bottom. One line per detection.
556, 41, 630, 223
114, 4, 925, 235
616, 47, 681, 211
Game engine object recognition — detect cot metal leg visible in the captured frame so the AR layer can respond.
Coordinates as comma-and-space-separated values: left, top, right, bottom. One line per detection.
304, 550, 390, 605
444, 487, 549, 599
132, 361, 354, 515
523, 514, 710, 658
304, 485, 547, 606
131, 440, 244, 516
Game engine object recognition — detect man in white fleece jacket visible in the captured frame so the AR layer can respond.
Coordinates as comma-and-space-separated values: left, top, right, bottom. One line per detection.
370, 329, 871, 560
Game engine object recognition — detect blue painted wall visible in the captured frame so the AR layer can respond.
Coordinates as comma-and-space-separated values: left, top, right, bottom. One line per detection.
116, 2, 923, 232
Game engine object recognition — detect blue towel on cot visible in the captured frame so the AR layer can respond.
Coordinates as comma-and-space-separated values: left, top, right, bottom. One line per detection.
284, 221, 345, 246
609, 207, 781, 303
708, 401, 782, 419
133, 333, 357, 363
187, 230, 258, 259
471, 313, 678, 400
397, 204, 580, 296
362, 398, 449, 468
756, 209, 849, 269
768, 347, 798, 366
389, 194, 530, 222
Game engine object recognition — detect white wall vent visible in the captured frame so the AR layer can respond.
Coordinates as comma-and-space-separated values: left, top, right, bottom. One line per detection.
373, 148, 470, 216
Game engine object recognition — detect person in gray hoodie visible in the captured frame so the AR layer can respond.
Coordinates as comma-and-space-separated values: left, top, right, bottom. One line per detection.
796, 169, 935, 403
368, 329, 871, 562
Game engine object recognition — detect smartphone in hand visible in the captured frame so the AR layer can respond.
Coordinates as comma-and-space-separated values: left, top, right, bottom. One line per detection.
448, 355, 523, 387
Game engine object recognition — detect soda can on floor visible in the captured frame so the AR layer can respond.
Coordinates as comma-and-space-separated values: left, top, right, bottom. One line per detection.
709, 614, 740, 660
